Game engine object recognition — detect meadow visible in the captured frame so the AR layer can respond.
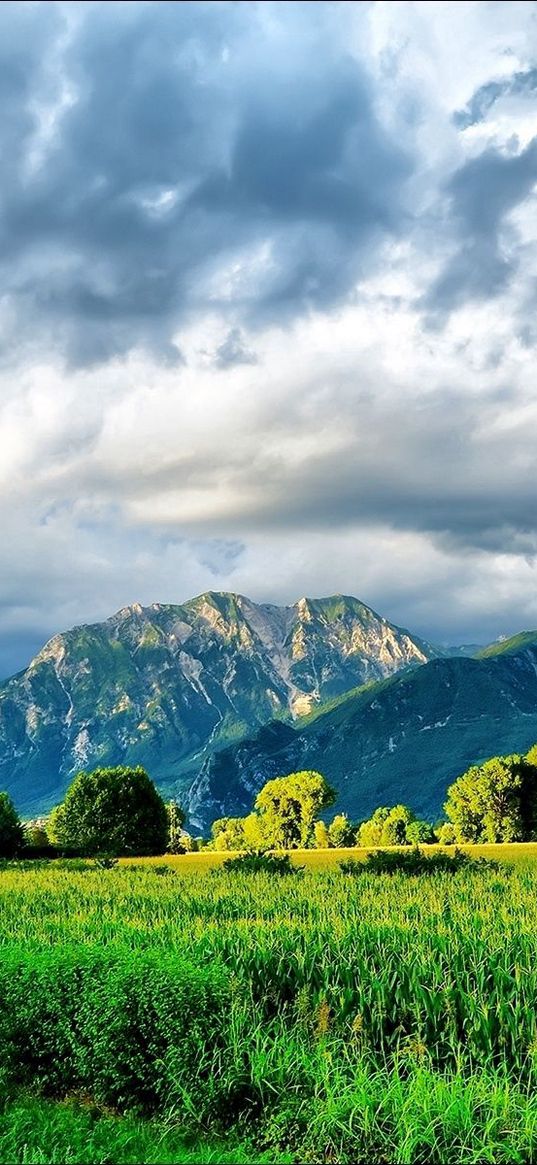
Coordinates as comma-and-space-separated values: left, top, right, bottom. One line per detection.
3, 848, 537, 1162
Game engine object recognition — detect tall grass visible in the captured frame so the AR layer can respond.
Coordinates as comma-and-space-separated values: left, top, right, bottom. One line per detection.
2, 856, 537, 1160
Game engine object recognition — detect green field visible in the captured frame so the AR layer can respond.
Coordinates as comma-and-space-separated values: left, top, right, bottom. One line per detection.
3, 849, 537, 1162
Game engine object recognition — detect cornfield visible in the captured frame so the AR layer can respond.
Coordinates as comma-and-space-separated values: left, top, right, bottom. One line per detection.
2, 849, 537, 1162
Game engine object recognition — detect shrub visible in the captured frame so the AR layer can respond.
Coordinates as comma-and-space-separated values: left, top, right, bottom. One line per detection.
221, 852, 302, 876
340, 847, 474, 876
0, 948, 230, 1115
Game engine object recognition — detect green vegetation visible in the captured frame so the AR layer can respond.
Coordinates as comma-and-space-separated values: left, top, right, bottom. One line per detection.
0, 791, 23, 857
340, 846, 482, 876
357, 804, 435, 847
1, 855, 537, 1161
0, 1096, 285, 1164
477, 629, 537, 659
222, 852, 301, 875
211, 770, 336, 850
444, 748, 537, 842
49, 766, 168, 856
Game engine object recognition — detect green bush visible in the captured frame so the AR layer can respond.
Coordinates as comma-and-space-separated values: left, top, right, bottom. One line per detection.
340, 847, 474, 876
221, 852, 302, 876
0, 949, 230, 1114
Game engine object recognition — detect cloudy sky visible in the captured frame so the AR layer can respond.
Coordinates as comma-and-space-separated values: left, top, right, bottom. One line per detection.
1, 0, 537, 675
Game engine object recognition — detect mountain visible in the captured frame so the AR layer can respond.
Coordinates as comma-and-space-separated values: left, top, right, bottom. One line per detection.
0, 591, 439, 814
187, 637, 537, 831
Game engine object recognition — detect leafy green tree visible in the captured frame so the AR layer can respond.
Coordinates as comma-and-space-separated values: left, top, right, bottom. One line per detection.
166, 800, 186, 854
437, 821, 457, 845
51, 766, 168, 856
327, 813, 354, 847
0, 793, 24, 857
254, 771, 336, 849
379, 804, 415, 846
314, 820, 330, 848
211, 817, 247, 851
357, 806, 390, 847
242, 812, 269, 852
23, 823, 50, 849
445, 754, 537, 843
406, 819, 436, 845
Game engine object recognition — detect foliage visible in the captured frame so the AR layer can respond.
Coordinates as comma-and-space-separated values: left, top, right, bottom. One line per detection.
379, 803, 415, 845
313, 819, 330, 847
23, 823, 50, 848
340, 846, 475, 876
0, 853, 535, 1160
357, 806, 390, 847
254, 770, 336, 849
165, 800, 186, 854
436, 821, 457, 845
0, 1097, 282, 1165
51, 766, 168, 856
0, 793, 24, 858
327, 812, 355, 847
406, 818, 437, 844
357, 804, 436, 847
445, 753, 537, 842
221, 852, 301, 875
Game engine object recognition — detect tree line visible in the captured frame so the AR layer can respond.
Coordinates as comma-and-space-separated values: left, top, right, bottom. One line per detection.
1, 742, 537, 858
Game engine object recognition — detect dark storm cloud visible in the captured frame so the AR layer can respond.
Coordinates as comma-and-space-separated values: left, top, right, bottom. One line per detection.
0, 0, 411, 367
426, 138, 537, 315
454, 66, 537, 129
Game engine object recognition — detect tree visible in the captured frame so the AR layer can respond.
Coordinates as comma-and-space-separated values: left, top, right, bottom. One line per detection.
254, 771, 336, 849
444, 754, 537, 843
327, 813, 355, 848
437, 821, 457, 845
406, 819, 436, 845
166, 800, 186, 854
0, 793, 24, 857
380, 804, 415, 846
314, 820, 330, 848
23, 823, 50, 848
51, 766, 168, 856
357, 807, 390, 847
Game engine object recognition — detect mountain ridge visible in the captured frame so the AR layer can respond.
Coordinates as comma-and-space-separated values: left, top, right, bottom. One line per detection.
0, 590, 441, 814
187, 642, 537, 830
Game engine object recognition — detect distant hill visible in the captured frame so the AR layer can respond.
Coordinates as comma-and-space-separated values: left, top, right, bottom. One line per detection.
187, 643, 537, 831
0, 591, 439, 814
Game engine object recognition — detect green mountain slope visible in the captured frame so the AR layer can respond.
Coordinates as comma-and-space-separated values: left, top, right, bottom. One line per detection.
0, 592, 439, 814
187, 645, 537, 831
477, 630, 537, 659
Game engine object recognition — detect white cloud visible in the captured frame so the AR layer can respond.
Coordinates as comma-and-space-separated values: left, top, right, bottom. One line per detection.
1, 0, 537, 674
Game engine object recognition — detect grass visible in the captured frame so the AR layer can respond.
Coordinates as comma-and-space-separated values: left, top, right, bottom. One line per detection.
3, 846, 537, 1161
0, 1096, 288, 1164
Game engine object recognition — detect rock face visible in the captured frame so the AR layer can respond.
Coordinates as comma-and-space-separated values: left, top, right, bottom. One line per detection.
187, 639, 537, 831
0, 591, 438, 814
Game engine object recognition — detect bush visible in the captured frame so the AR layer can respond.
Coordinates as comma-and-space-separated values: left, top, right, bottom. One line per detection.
340, 847, 475, 876
221, 852, 302, 876
0, 948, 230, 1115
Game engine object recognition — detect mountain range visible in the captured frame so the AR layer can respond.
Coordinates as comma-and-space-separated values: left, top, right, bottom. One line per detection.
189, 635, 537, 831
1, 590, 535, 829
0, 592, 438, 816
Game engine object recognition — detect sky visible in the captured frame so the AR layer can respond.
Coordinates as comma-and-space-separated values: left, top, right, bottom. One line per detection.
1, 0, 537, 677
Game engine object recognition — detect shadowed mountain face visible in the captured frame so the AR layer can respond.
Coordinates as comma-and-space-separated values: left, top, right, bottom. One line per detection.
187, 641, 537, 832
0, 592, 438, 814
